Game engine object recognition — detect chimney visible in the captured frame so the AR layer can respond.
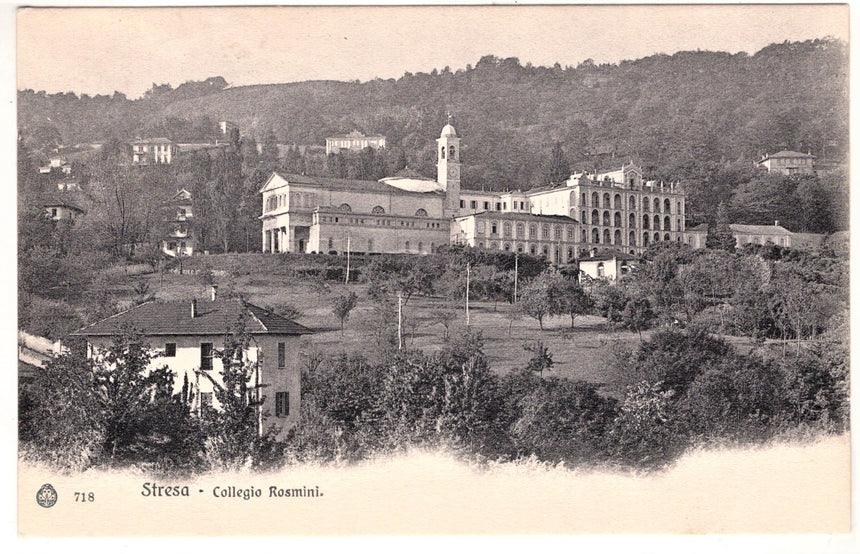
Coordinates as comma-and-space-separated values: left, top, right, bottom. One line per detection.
191, 299, 198, 318
210, 285, 218, 301
774, 220, 779, 228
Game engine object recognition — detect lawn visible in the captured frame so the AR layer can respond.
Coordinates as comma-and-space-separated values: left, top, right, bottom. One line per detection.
112, 257, 647, 398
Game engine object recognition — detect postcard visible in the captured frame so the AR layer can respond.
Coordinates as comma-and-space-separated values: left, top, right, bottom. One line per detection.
14, 3, 853, 547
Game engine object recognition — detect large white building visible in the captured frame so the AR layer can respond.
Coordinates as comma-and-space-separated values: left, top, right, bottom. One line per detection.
261, 121, 700, 260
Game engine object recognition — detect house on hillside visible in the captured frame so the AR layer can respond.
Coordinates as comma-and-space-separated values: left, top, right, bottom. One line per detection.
162, 189, 195, 257
578, 251, 637, 281
325, 130, 387, 155
756, 150, 815, 176
43, 199, 84, 222
133, 137, 178, 165
71, 288, 314, 437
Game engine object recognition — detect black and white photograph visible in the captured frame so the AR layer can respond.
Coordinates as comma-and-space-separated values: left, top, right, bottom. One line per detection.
12, 2, 853, 545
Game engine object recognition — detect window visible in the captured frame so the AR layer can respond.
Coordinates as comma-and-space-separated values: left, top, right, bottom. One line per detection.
496, 203, 502, 211
614, 212, 621, 227
603, 193, 610, 208
200, 343, 213, 371
591, 192, 599, 206
591, 210, 599, 225
178, 207, 186, 217
372, 206, 385, 214
503, 222, 511, 237
665, 199, 671, 213
597, 263, 605, 278
338, 203, 352, 213
483, 202, 490, 210
51, 208, 57, 217
567, 227, 574, 239
460, 200, 465, 208
554, 226, 561, 240
275, 392, 290, 417
602, 211, 610, 226
614, 194, 622, 209
470, 200, 477, 209
491, 223, 498, 234
643, 197, 649, 212
542, 224, 550, 238
529, 225, 537, 239
277, 342, 286, 369
654, 198, 661, 213
164, 343, 176, 357
516, 223, 525, 238
629, 196, 636, 210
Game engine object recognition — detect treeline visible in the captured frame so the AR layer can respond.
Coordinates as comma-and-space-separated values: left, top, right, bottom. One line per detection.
18, 39, 848, 225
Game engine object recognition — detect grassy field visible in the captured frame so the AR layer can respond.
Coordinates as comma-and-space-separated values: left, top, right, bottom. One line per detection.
105, 256, 648, 397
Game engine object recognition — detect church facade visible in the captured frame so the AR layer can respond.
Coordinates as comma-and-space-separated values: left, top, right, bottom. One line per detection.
260, 121, 699, 260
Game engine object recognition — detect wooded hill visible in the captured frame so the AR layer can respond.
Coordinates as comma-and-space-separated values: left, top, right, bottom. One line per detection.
18, 39, 847, 224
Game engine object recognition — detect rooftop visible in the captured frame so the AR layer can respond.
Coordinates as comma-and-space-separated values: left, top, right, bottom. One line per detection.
267, 171, 444, 197
73, 299, 313, 337
730, 223, 793, 236
760, 150, 815, 161
133, 137, 173, 144
456, 210, 579, 224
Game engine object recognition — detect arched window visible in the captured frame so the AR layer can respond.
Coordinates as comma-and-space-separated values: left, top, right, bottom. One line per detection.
371, 206, 385, 214
643, 197, 649, 212
643, 214, 650, 229
529, 224, 537, 238
614, 229, 621, 245
503, 222, 512, 237
597, 262, 605, 278
665, 199, 671, 213
338, 203, 352, 213
554, 226, 562, 240
614, 194, 622, 209
449, 145, 456, 159
440, 146, 445, 159
654, 232, 660, 242
581, 229, 587, 242
581, 210, 586, 222
517, 244, 524, 253
415, 208, 428, 216
629, 196, 636, 210
642, 233, 649, 246
490, 242, 498, 250
567, 248, 574, 262
542, 245, 549, 257
629, 213, 636, 227
629, 231, 636, 246
504, 243, 511, 252
591, 191, 599, 206
614, 212, 621, 227
603, 193, 610, 208
530, 244, 536, 255
654, 217, 661, 231
581, 193, 586, 205
677, 218, 681, 231
654, 198, 660, 213
542, 224, 550, 238
516, 223, 524, 238
665, 233, 670, 242
677, 201, 682, 213
664, 216, 671, 231
478, 242, 484, 249
591, 210, 599, 225
603, 229, 611, 244
602, 211, 610, 226
592, 228, 600, 244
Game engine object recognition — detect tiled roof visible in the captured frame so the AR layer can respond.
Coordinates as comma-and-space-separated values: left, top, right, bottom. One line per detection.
730, 224, 793, 236
133, 137, 173, 144
761, 150, 815, 160
457, 210, 578, 224
272, 171, 443, 196
73, 299, 313, 337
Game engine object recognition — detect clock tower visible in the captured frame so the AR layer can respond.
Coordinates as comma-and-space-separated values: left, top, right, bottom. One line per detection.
437, 114, 461, 216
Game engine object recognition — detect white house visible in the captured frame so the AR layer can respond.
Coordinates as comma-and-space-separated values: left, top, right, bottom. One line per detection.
71, 289, 314, 437
578, 251, 637, 281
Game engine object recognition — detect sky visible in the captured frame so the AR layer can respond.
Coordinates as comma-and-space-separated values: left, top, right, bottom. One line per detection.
15, 3, 849, 99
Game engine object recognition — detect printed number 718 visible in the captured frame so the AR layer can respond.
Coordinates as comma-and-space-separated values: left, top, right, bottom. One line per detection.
74, 492, 95, 502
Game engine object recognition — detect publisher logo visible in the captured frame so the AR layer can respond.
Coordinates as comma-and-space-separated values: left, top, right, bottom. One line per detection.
36, 484, 57, 508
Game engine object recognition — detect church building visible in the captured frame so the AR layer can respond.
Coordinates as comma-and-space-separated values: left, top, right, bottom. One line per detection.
260, 119, 699, 260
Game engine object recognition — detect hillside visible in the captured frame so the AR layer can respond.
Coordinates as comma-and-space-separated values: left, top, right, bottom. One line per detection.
18, 39, 848, 219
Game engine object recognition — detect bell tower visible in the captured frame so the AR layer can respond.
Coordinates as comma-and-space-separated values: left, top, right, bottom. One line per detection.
437, 113, 461, 216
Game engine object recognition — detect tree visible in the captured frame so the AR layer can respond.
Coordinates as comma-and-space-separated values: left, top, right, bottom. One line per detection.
621, 297, 656, 340
543, 142, 570, 184
706, 202, 737, 251
522, 340, 554, 377
332, 291, 358, 336
552, 278, 594, 328
429, 303, 458, 340
24, 330, 194, 470
517, 272, 556, 330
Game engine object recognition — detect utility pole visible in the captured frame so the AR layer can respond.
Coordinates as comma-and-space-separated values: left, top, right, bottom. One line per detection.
345, 234, 350, 285
465, 263, 471, 327
397, 292, 403, 349
513, 252, 519, 303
